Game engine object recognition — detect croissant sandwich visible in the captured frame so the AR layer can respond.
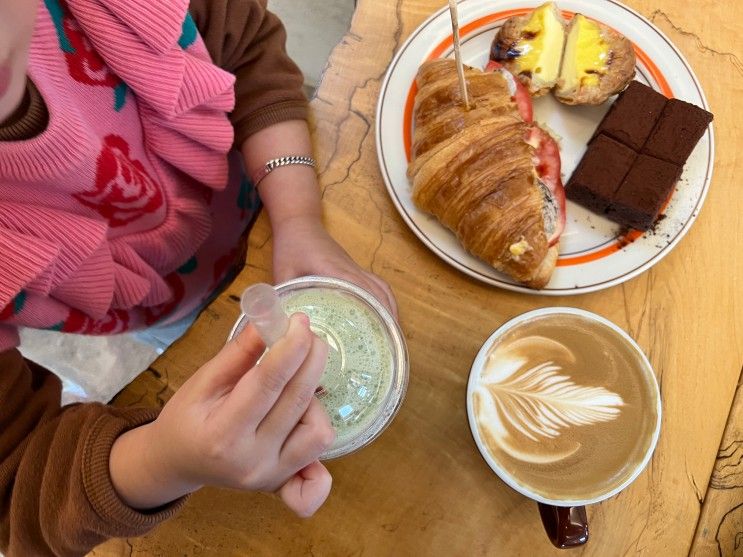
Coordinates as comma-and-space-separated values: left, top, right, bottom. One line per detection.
407, 59, 565, 288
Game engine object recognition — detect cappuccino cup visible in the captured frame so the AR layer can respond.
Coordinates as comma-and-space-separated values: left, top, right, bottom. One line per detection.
466, 308, 662, 548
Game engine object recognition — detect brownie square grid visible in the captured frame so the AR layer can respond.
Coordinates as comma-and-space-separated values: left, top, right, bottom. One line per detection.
606, 154, 683, 231
592, 81, 668, 151
566, 134, 637, 214
566, 80, 712, 231
642, 98, 714, 165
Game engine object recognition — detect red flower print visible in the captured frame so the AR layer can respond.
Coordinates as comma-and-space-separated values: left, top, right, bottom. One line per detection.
47, 0, 128, 110
0, 301, 13, 321
90, 310, 131, 334
62, 308, 130, 335
0, 291, 26, 321
61, 309, 89, 333
62, 17, 120, 88
74, 135, 165, 227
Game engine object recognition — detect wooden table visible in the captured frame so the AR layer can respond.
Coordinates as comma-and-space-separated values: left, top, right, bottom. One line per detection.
93, 1, 743, 555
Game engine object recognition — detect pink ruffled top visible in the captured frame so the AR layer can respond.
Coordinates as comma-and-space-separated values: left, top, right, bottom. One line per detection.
0, 0, 257, 350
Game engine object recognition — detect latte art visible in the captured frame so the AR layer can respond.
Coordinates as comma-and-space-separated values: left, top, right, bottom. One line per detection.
471, 313, 660, 502
475, 335, 624, 465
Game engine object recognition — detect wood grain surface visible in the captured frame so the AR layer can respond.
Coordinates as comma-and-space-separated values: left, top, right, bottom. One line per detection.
92, 0, 743, 555
693, 374, 743, 556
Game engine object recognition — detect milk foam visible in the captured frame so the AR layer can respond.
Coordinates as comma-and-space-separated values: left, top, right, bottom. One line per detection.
282, 288, 395, 450
472, 314, 659, 502
475, 335, 624, 465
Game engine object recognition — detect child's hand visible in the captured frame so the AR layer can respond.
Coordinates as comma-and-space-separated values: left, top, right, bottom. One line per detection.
272, 216, 398, 319
109, 314, 335, 517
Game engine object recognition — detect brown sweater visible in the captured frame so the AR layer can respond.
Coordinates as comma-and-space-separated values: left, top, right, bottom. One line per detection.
0, 1, 307, 555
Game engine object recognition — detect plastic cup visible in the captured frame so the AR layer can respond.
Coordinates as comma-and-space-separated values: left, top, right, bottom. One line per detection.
230, 276, 408, 459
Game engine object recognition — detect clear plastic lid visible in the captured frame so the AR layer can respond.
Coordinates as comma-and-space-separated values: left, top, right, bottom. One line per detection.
230, 276, 408, 459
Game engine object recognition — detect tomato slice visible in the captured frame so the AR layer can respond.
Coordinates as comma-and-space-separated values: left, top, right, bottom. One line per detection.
484, 60, 533, 123
526, 125, 566, 246
483, 61, 564, 245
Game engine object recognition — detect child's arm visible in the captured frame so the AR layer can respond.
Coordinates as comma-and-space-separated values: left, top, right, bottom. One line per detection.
108, 314, 334, 513
0, 348, 185, 555
0, 316, 333, 556
190, 0, 398, 316
242, 120, 398, 317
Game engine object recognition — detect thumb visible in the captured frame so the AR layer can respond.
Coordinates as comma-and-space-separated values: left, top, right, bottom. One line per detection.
192, 323, 266, 394
278, 461, 333, 518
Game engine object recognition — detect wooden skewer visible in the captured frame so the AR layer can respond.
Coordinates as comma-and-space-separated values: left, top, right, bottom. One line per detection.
448, 0, 471, 110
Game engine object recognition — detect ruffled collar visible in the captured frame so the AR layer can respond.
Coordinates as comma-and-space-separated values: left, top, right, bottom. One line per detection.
66, 0, 236, 188
0, 0, 236, 317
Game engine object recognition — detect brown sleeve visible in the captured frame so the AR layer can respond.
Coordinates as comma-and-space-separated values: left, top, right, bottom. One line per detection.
0, 349, 185, 556
189, 0, 308, 148
0, 81, 48, 141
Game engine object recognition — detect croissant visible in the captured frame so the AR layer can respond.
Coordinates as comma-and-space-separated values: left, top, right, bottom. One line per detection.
407, 59, 562, 288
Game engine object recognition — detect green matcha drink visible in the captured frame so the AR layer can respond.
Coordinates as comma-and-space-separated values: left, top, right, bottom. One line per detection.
282, 287, 395, 451
232, 276, 408, 459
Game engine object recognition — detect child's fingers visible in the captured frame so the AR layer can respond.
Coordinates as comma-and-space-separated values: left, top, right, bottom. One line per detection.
194, 323, 266, 394
277, 460, 333, 518
365, 273, 398, 320
257, 335, 328, 441
279, 397, 335, 471
220, 314, 313, 426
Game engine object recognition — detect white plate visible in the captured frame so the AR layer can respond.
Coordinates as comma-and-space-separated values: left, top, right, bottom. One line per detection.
375, 0, 714, 295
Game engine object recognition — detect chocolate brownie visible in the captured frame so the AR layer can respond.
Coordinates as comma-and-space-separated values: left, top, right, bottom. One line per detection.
592, 81, 668, 151
566, 134, 637, 214
642, 98, 714, 165
606, 154, 682, 230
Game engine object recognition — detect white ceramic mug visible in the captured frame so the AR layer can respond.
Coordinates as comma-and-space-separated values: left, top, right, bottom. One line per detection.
466, 307, 662, 548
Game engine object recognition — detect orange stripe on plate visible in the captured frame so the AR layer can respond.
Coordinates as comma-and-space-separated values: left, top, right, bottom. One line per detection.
557, 184, 674, 266
557, 230, 643, 266
634, 45, 673, 97
401, 8, 673, 265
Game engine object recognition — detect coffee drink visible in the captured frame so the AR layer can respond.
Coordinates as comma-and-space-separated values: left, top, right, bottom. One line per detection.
470, 312, 660, 502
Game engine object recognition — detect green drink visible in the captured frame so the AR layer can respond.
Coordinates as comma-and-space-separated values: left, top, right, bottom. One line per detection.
232, 277, 408, 459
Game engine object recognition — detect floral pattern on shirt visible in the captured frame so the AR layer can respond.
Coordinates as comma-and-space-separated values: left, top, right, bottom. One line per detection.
45, 0, 128, 110
73, 135, 165, 227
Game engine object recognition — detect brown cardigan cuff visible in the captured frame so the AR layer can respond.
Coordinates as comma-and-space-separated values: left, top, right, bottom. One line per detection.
235, 99, 308, 148
81, 409, 188, 536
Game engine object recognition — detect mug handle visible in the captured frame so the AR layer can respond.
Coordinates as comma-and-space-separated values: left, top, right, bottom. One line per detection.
537, 503, 589, 548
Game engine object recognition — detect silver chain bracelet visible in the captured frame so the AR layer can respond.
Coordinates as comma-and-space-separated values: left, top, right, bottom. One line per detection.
250, 155, 317, 188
